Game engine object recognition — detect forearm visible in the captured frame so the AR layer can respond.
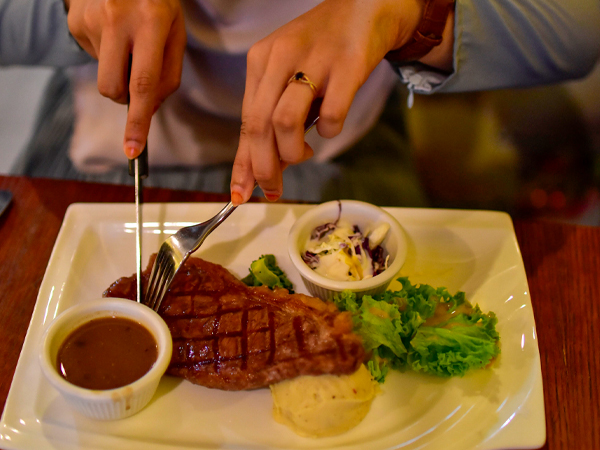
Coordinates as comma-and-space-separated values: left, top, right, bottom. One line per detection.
0, 0, 91, 66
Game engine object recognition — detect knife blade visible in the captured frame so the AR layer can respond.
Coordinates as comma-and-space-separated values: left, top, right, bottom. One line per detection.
126, 54, 149, 304
129, 145, 148, 303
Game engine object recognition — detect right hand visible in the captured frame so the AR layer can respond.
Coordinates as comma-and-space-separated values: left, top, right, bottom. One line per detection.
65, 0, 187, 159
229, 0, 425, 205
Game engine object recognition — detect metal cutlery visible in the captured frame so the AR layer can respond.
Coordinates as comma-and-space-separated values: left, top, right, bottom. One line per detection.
129, 147, 148, 304
126, 54, 149, 304
144, 98, 322, 312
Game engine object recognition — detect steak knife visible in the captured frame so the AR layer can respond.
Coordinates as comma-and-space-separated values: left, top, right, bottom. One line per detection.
129, 145, 148, 304
126, 54, 149, 304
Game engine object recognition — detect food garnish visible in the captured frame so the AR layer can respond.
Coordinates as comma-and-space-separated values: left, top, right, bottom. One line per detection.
302, 217, 390, 282
242, 254, 294, 293
334, 277, 500, 382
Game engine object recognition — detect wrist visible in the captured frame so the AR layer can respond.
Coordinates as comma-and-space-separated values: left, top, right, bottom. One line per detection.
386, 0, 455, 64
419, 8, 454, 71
390, 0, 426, 51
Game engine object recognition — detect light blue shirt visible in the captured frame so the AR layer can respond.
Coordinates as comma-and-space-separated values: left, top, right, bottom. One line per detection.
395, 0, 600, 94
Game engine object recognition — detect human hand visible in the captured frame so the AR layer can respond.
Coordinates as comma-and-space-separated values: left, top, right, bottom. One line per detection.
229, 0, 425, 205
65, 0, 187, 159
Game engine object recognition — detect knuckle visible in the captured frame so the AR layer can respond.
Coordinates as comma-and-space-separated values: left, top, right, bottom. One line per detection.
246, 44, 267, 74
240, 114, 268, 139
319, 104, 346, 126
127, 116, 147, 134
317, 104, 346, 138
269, 36, 298, 61
132, 73, 155, 96
140, 0, 176, 26
281, 151, 303, 165
97, 80, 126, 102
103, 0, 123, 25
82, 8, 97, 33
66, 13, 82, 37
232, 158, 251, 176
252, 167, 275, 183
272, 109, 297, 133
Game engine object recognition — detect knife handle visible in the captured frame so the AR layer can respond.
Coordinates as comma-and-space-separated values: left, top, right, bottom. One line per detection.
128, 143, 149, 179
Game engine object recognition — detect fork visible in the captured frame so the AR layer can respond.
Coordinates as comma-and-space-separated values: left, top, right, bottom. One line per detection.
144, 101, 322, 312
144, 200, 238, 311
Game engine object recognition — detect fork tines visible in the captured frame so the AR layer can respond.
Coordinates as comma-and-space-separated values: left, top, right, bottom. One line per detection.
145, 243, 177, 312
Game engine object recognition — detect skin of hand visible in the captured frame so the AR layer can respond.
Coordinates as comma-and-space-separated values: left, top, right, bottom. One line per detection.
65, 0, 187, 159
230, 0, 455, 206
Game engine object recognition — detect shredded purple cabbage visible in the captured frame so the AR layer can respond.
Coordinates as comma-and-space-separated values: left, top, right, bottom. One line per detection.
310, 201, 343, 240
371, 245, 386, 275
311, 222, 336, 240
302, 251, 320, 269
361, 237, 371, 256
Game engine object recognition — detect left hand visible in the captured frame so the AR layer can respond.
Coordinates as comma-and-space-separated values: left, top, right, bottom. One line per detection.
229, 0, 424, 205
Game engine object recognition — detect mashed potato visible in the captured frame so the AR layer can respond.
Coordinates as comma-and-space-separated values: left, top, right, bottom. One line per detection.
270, 365, 379, 438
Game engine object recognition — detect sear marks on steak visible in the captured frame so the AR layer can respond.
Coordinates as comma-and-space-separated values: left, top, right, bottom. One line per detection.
104, 255, 365, 390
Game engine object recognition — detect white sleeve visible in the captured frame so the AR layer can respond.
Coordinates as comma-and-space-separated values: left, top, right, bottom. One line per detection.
0, 0, 92, 66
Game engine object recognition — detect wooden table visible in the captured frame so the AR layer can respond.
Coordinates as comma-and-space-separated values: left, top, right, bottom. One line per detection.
0, 175, 598, 449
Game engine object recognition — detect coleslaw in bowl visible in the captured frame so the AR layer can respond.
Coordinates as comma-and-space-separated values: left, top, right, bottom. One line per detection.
288, 200, 408, 300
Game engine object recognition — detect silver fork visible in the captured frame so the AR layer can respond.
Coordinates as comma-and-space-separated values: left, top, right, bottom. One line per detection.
144, 102, 321, 312
144, 201, 238, 311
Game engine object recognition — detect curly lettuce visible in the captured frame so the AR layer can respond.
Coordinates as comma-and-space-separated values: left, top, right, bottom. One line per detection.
334, 277, 500, 382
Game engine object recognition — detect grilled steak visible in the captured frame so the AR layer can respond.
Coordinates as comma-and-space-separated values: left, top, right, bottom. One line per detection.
104, 255, 365, 390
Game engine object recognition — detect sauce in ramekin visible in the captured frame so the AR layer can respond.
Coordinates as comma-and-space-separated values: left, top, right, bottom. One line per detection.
57, 316, 158, 390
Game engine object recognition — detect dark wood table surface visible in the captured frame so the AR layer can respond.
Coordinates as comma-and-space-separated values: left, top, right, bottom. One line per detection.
0, 175, 598, 449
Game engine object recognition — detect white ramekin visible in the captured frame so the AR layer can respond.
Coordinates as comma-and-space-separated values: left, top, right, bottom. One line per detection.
39, 298, 172, 420
288, 200, 408, 301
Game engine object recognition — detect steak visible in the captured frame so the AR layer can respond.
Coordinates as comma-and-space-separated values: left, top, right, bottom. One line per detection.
104, 255, 365, 390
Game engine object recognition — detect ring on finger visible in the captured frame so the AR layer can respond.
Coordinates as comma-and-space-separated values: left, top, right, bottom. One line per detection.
287, 71, 317, 95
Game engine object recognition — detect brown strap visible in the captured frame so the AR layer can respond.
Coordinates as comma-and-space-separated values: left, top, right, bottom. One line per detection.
386, 0, 455, 62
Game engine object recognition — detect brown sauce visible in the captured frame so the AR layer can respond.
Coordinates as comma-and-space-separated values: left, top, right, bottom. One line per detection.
57, 316, 158, 390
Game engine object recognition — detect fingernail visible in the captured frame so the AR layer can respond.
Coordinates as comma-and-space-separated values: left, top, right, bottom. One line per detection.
231, 191, 244, 206
125, 141, 141, 159
264, 191, 280, 202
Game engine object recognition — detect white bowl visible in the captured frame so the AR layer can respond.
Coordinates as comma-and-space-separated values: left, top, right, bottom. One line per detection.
39, 298, 172, 420
288, 200, 407, 301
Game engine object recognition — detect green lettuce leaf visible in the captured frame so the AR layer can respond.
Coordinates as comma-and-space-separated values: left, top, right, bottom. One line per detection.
354, 295, 407, 358
334, 278, 500, 382
333, 289, 360, 313
409, 307, 500, 377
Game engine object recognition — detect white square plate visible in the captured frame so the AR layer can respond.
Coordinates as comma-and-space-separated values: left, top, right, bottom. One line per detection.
0, 203, 545, 450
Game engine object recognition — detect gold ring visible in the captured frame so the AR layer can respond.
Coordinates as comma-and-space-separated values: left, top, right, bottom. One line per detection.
287, 71, 317, 95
